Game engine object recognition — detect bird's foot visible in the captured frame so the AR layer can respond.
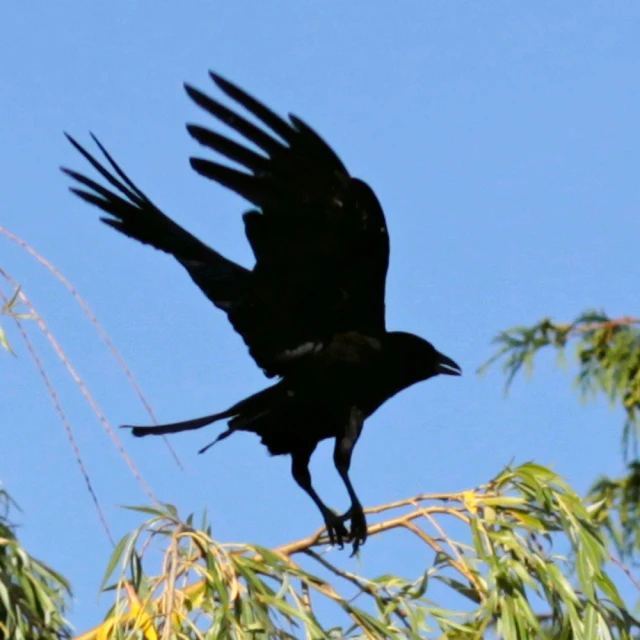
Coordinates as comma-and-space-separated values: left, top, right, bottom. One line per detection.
340, 504, 367, 556
322, 510, 350, 548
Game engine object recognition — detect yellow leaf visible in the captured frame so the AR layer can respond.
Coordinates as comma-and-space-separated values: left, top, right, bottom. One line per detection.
124, 583, 159, 640
462, 490, 478, 515
96, 619, 114, 640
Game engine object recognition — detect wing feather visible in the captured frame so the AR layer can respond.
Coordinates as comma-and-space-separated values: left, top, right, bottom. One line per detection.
64, 73, 390, 378
186, 73, 390, 375
63, 136, 249, 312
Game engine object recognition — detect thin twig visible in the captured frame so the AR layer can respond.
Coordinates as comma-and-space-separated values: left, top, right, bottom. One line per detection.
423, 508, 466, 568
0, 282, 116, 546
574, 317, 640, 335
274, 504, 468, 557
0, 225, 183, 469
402, 520, 484, 601
0, 268, 158, 506
608, 551, 640, 593
303, 549, 376, 595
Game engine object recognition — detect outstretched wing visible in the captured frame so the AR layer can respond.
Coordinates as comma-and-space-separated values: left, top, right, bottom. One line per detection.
62, 134, 249, 312
187, 73, 390, 375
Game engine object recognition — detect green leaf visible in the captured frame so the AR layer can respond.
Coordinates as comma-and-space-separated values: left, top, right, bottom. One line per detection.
100, 532, 132, 592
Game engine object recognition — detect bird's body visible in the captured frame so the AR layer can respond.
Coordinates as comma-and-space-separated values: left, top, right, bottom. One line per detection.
190, 331, 437, 454
64, 72, 461, 552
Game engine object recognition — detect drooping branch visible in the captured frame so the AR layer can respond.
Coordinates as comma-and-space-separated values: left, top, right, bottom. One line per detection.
71, 464, 638, 639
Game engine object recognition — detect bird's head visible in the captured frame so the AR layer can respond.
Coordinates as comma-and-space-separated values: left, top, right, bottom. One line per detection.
383, 331, 462, 384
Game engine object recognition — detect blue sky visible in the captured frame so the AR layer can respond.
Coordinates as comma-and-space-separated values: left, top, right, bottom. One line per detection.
3, 1, 640, 633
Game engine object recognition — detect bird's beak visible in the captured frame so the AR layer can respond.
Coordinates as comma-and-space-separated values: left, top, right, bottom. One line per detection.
437, 353, 462, 376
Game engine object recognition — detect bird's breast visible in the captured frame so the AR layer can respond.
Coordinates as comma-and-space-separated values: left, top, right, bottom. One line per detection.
318, 331, 382, 367
284, 331, 383, 405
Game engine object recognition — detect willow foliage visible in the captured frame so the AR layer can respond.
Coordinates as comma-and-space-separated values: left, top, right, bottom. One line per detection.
481, 311, 640, 563
74, 463, 637, 640
0, 486, 72, 640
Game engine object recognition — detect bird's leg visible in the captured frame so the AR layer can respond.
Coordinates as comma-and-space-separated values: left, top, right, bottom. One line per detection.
333, 406, 366, 555
291, 447, 349, 547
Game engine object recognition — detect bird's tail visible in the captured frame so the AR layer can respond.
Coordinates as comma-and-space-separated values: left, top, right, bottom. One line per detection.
123, 382, 288, 454
62, 134, 248, 311
124, 408, 238, 453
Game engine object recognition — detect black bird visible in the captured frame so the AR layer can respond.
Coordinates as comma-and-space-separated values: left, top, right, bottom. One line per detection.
63, 72, 461, 552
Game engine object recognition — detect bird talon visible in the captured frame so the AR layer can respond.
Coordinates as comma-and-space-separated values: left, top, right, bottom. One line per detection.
323, 511, 349, 548
346, 505, 368, 555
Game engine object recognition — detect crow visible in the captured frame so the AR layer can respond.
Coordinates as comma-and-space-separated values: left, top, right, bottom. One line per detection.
63, 72, 461, 553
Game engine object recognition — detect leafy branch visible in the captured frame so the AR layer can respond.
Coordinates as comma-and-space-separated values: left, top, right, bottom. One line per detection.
0, 485, 72, 640
73, 463, 637, 640
481, 311, 640, 567
0, 285, 32, 354
480, 311, 640, 455
590, 462, 640, 563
